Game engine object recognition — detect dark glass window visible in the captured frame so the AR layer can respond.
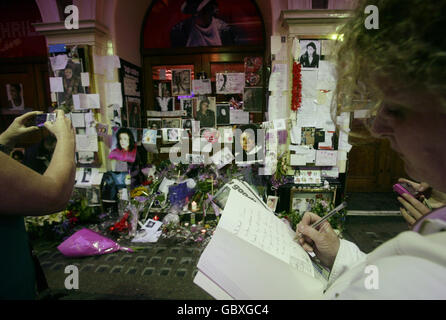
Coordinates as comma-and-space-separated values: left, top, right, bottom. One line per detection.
312, 0, 329, 9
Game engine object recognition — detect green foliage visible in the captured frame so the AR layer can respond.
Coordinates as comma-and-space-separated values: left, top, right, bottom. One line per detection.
277, 210, 302, 231
278, 198, 347, 233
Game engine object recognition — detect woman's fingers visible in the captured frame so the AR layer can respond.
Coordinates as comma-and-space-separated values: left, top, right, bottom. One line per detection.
301, 242, 314, 252
400, 207, 416, 225
300, 211, 322, 227
397, 178, 430, 192
22, 125, 40, 133
17, 110, 43, 123
397, 195, 430, 223
401, 193, 431, 215
397, 196, 422, 220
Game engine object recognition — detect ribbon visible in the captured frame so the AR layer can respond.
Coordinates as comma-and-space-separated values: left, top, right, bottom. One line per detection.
202, 194, 221, 217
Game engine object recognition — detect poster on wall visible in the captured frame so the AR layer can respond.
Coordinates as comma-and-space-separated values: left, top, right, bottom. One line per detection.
147, 118, 162, 131
155, 82, 174, 111
119, 59, 141, 128
216, 73, 245, 94
243, 87, 263, 112
299, 40, 321, 69
55, 58, 86, 112
109, 127, 138, 163
193, 96, 216, 128
244, 57, 263, 87
1, 84, 31, 115
192, 79, 212, 95
172, 69, 191, 96
180, 98, 193, 117
126, 97, 141, 129
162, 118, 182, 128
142, 0, 264, 49
216, 104, 230, 125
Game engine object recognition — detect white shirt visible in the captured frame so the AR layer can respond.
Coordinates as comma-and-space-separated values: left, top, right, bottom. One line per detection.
324, 208, 446, 299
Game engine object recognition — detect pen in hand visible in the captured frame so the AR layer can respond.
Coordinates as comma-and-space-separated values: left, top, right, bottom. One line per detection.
295, 201, 347, 240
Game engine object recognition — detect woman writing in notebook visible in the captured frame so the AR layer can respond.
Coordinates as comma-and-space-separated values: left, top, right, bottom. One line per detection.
297, 0, 446, 299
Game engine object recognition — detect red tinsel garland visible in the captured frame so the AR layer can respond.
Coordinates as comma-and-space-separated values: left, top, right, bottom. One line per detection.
292, 61, 302, 111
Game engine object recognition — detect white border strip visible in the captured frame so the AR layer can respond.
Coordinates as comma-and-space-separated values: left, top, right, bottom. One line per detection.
347, 210, 401, 216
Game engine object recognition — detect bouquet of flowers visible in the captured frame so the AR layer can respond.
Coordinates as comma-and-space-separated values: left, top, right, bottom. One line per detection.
25, 189, 99, 240
278, 198, 347, 234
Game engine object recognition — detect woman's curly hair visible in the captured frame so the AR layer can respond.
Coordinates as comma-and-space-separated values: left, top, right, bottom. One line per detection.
333, 0, 446, 123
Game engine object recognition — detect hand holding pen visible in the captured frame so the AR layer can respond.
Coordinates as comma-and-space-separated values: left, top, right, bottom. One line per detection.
295, 202, 347, 269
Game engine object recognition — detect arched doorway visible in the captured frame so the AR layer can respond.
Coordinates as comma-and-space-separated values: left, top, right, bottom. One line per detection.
140, 0, 266, 128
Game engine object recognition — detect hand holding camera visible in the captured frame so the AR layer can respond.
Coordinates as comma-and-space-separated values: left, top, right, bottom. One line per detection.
0, 111, 44, 148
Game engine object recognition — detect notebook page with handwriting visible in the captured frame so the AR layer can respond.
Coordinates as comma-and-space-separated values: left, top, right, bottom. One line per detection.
217, 189, 315, 278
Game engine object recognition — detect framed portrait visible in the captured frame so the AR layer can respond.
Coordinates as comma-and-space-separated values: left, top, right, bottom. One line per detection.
243, 87, 263, 112
182, 118, 193, 130
155, 81, 174, 111
216, 103, 230, 125
266, 195, 279, 212
162, 118, 182, 128
193, 96, 216, 128
171, 69, 191, 96
147, 118, 162, 138
87, 187, 101, 207
234, 125, 265, 165
162, 128, 182, 143
299, 40, 321, 69
6, 84, 24, 111
289, 188, 336, 215
301, 127, 316, 146
126, 97, 141, 128
180, 98, 193, 117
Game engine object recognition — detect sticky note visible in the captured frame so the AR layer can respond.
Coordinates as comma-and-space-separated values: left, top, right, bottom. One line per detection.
49, 77, 64, 93
81, 72, 90, 87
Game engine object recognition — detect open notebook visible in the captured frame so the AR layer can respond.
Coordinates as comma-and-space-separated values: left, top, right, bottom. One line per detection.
194, 180, 329, 300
